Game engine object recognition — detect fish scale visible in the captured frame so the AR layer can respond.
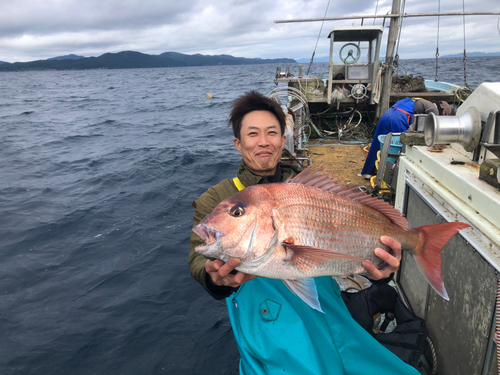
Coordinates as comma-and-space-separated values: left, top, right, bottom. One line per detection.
269, 184, 395, 262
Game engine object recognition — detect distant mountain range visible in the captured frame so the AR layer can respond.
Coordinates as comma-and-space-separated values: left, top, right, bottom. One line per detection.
296, 51, 500, 63
0, 51, 296, 71
440, 51, 500, 58
47, 54, 86, 61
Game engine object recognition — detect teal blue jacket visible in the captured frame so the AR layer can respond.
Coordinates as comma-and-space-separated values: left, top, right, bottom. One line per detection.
227, 277, 419, 375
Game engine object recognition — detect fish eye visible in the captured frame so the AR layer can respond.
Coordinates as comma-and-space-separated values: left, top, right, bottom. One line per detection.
230, 204, 245, 217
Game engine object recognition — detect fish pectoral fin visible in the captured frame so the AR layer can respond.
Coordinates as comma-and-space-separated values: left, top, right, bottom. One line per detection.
283, 243, 365, 272
282, 279, 323, 313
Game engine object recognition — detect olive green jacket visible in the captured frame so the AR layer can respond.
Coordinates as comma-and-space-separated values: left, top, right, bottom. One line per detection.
188, 161, 299, 299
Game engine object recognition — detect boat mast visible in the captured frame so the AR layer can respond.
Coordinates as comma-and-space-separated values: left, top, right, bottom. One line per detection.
378, 0, 401, 120
274, 6, 500, 120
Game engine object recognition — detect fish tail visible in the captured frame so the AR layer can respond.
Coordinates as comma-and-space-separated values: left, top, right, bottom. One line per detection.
413, 222, 470, 300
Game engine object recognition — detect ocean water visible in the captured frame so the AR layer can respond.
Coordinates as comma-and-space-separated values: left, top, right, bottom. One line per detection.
0, 56, 497, 375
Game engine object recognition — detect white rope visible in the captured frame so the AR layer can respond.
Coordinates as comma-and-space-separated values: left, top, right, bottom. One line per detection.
454, 86, 473, 104
297, 76, 321, 93
344, 110, 363, 129
268, 86, 312, 146
372, 64, 385, 104
426, 337, 438, 375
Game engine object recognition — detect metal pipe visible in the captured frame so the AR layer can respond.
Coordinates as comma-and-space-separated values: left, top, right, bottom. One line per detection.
275, 12, 500, 24
377, 0, 401, 120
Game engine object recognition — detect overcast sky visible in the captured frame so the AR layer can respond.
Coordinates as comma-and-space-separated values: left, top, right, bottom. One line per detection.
1, 0, 499, 63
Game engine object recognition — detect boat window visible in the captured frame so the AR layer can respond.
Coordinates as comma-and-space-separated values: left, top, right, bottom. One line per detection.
332, 41, 371, 65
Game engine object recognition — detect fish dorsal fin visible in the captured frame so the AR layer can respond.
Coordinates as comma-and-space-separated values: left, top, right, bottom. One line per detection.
286, 167, 351, 193
352, 195, 409, 229
287, 167, 409, 230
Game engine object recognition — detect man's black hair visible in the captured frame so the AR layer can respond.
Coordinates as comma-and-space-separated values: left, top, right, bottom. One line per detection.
229, 90, 286, 139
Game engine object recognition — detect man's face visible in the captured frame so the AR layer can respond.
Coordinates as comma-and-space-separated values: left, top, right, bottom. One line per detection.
234, 110, 286, 176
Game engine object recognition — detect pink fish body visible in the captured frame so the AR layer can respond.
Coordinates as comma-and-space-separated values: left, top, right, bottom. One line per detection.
194, 168, 469, 311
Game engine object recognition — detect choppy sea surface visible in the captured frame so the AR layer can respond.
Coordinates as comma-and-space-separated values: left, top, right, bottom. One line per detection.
0, 56, 497, 375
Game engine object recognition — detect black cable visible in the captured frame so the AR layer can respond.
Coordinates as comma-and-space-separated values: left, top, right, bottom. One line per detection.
306, 0, 331, 76
282, 148, 304, 168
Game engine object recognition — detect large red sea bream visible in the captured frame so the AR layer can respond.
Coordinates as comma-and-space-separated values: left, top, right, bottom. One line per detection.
193, 168, 469, 311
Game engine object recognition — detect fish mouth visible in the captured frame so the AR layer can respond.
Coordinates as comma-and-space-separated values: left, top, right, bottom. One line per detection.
193, 224, 224, 253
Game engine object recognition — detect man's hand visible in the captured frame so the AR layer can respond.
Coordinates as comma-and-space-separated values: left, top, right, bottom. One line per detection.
362, 236, 402, 281
205, 258, 256, 288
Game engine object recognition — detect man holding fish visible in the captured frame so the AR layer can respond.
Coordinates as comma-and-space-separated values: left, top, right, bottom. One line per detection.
189, 91, 467, 374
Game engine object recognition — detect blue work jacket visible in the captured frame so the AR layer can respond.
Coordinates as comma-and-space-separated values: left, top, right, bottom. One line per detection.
361, 98, 415, 176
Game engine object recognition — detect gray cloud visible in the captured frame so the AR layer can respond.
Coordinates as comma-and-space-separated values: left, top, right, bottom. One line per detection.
0, 1, 195, 36
0, 0, 498, 63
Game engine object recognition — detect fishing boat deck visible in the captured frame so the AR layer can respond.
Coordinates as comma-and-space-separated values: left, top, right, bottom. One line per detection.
305, 141, 370, 188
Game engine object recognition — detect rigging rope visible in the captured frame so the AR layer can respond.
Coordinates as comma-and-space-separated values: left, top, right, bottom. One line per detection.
373, 0, 380, 26
306, 0, 331, 76
435, 0, 440, 82
462, 0, 469, 88
393, 0, 406, 71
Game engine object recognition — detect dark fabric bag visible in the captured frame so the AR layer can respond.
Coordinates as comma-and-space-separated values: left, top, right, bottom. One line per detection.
341, 283, 429, 370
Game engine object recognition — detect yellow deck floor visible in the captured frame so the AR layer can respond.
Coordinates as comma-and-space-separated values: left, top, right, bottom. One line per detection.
306, 143, 370, 188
